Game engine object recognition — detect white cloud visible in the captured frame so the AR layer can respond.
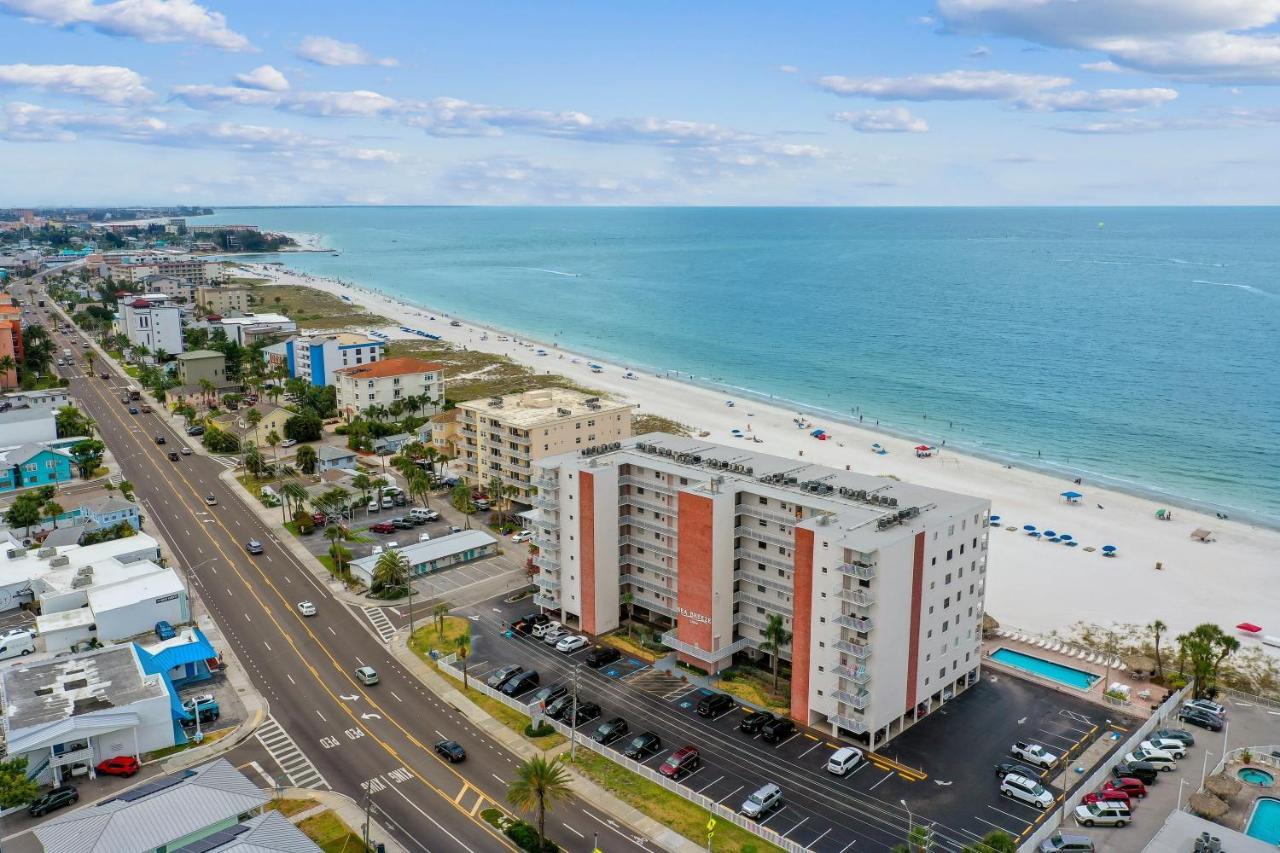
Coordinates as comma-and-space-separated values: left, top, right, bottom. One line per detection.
1016, 86, 1178, 112
937, 0, 1280, 83
968, 45, 991, 58
0, 63, 150, 104
817, 69, 1072, 100
0, 0, 251, 51
1081, 60, 1124, 73
235, 65, 289, 92
778, 64, 799, 73
295, 35, 398, 67
345, 148, 402, 164
1055, 107, 1280, 133
171, 84, 402, 117
171, 84, 282, 108
833, 107, 930, 132
441, 156, 641, 204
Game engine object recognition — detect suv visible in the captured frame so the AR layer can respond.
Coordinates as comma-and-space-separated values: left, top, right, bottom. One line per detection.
696, 692, 735, 718
487, 664, 524, 689
1012, 741, 1058, 768
760, 717, 797, 744
1039, 834, 1095, 853
569, 702, 602, 726
624, 732, 663, 760
1141, 737, 1188, 759
1111, 761, 1158, 785
369, 522, 396, 534
1074, 802, 1131, 828
1000, 773, 1053, 810
740, 710, 775, 736
740, 783, 784, 820
585, 645, 621, 668
659, 746, 701, 779
28, 785, 78, 817
530, 684, 568, 707
1103, 777, 1148, 799
1178, 706, 1224, 731
531, 620, 561, 639
593, 717, 630, 745
95, 755, 140, 777
995, 761, 1038, 780
1151, 728, 1195, 747
501, 670, 540, 697
1124, 747, 1177, 771
245, 539, 264, 555
1185, 698, 1227, 719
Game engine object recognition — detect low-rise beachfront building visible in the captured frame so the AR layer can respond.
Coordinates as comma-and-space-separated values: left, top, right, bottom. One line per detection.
0, 404, 58, 445
174, 348, 230, 391
141, 274, 197, 302
349, 530, 497, 586
117, 299, 185, 355
456, 389, 633, 504
195, 284, 251, 316
0, 529, 161, 612
215, 312, 297, 346
315, 445, 357, 473
282, 333, 386, 387
0, 442, 76, 493
531, 433, 990, 751
334, 356, 444, 420
210, 402, 291, 449
77, 496, 142, 531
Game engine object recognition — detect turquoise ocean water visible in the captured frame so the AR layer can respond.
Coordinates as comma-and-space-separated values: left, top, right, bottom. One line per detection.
195, 207, 1280, 526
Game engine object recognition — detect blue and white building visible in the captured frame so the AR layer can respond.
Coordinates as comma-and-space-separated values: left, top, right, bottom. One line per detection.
78, 496, 142, 530
280, 333, 385, 387
0, 442, 76, 492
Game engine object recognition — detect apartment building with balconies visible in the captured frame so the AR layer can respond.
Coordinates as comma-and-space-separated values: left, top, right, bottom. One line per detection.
455, 388, 633, 504
531, 433, 990, 752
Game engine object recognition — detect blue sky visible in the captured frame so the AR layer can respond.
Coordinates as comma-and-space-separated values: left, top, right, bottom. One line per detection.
1, 0, 1278, 205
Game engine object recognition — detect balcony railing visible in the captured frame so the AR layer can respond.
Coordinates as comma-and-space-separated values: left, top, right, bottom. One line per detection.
619, 534, 677, 557
618, 515, 676, 536
834, 689, 870, 711
733, 590, 792, 615
459, 427, 477, 438
534, 555, 560, 572
837, 587, 875, 607
835, 561, 877, 580
508, 447, 531, 461
660, 631, 751, 663
635, 596, 677, 618
622, 572, 676, 597
735, 503, 801, 525
832, 665, 871, 685
735, 612, 768, 631
834, 614, 873, 633
535, 574, 561, 591
734, 525, 794, 549
533, 476, 559, 491
533, 537, 559, 552
533, 594, 560, 610
832, 714, 868, 735
733, 570, 792, 596
49, 746, 93, 768
618, 492, 674, 515
619, 475, 676, 494
834, 639, 872, 659
533, 496, 559, 512
620, 552, 674, 576
733, 547, 793, 573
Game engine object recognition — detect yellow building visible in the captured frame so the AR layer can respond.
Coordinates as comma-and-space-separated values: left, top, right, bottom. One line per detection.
211, 402, 292, 449
195, 286, 252, 316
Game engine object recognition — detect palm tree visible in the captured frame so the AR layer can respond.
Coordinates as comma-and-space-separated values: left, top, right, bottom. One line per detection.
371, 475, 390, 509
1212, 633, 1240, 690
620, 590, 635, 638
373, 549, 410, 594
41, 500, 64, 531
245, 408, 263, 452
83, 350, 95, 374
351, 473, 374, 509
760, 613, 793, 693
506, 756, 573, 850
488, 474, 504, 526
451, 483, 475, 529
295, 444, 318, 475
456, 630, 472, 689
198, 378, 215, 406
433, 601, 451, 636
281, 481, 310, 517
0, 354, 15, 382
1148, 619, 1168, 679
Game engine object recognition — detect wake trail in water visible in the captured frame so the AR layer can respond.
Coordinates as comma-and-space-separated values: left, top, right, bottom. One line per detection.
512, 267, 582, 277
1191, 279, 1277, 299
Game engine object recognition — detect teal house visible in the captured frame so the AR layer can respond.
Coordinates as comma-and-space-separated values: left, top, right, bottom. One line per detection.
0, 443, 76, 493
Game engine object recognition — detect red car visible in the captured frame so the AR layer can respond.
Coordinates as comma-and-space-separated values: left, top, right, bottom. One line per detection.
1103, 777, 1148, 799
658, 746, 701, 780
368, 522, 396, 534
311, 512, 327, 526
95, 756, 140, 777
1083, 788, 1132, 808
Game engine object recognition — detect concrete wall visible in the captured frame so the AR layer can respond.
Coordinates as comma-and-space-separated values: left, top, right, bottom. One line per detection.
94, 592, 188, 644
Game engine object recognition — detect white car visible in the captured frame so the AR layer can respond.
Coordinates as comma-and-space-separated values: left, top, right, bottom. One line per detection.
281, 438, 298, 448
1125, 747, 1178, 771
511, 530, 534, 543
531, 620, 561, 639
297, 601, 317, 617
1141, 737, 1187, 759
1012, 741, 1059, 769
543, 627, 569, 646
556, 635, 589, 653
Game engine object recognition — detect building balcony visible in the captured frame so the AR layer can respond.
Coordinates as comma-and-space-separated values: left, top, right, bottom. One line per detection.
620, 475, 676, 494
533, 537, 559, 552
508, 447, 531, 461
834, 639, 872, 659
831, 714, 868, 735
533, 496, 559, 512
835, 561, 877, 580
620, 552, 674, 576
735, 503, 801, 525
660, 630, 751, 663
733, 570, 792, 596
533, 594, 560, 610
734, 525, 794, 549
535, 574, 561, 591
534, 555, 560, 572
49, 746, 94, 768
618, 492, 674, 515
733, 547, 793, 573
836, 587, 875, 608
635, 597, 677, 618
832, 665, 871, 685
834, 690, 870, 711
618, 515, 677, 536
619, 534, 677, 557
733, 590, 793, 616
459, 427, 477, 438
834, 614, 873, 633
534, 476, 559, 491
621, 572, 675, 596
735, 612, 768, 631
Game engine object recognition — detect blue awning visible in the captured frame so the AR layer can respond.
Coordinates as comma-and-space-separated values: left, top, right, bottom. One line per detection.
1061, 491, 1083, 499
134, 627, 216, 675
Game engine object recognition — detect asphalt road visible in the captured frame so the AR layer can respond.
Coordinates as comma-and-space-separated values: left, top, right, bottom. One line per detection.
20, 282, 651, 853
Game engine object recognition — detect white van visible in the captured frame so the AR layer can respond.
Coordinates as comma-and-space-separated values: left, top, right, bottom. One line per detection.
827, 746, 864, 776
0, 629, 37, 660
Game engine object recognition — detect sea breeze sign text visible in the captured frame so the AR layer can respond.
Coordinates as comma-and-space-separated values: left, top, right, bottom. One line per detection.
678, 608, 711, 625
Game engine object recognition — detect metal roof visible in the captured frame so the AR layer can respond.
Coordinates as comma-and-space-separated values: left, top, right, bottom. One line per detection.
172, 811, 320, 853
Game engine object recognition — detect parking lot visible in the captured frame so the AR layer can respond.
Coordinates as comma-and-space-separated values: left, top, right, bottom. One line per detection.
456, 595, 1123, 851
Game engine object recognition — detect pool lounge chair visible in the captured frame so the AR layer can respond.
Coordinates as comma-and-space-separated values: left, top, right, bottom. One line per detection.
1077, 650, 1088, 659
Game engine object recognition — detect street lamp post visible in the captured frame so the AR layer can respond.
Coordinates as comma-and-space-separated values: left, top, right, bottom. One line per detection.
901, 798, 913, 841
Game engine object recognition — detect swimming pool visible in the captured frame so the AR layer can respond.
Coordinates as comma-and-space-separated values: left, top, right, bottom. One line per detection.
990, 648, 1100, 690
1246, 797, 1280, 845
1240, 767, 1276, 787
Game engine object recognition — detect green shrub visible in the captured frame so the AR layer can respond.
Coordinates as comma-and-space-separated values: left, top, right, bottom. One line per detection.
504, 820, 559, 853
524, 722, 555, 738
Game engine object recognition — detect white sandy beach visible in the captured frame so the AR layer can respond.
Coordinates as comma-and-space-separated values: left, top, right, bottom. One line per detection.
241, 260, 1280, 651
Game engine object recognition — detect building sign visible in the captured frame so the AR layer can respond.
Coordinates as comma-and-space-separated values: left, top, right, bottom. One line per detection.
154, 593, 181, 604
678, 608, 711, 625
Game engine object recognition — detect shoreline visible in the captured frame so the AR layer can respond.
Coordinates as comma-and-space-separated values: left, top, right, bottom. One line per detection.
231, 258, 1280, 647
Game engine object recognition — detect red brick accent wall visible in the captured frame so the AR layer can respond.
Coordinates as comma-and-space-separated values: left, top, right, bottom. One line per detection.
905, 531, 926, 711
790, 527, 814, 724
580, 472, 596, 634
676, 492, 714, 653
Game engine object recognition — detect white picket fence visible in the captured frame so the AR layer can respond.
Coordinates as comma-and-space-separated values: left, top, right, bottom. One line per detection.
436, 653, 810, 853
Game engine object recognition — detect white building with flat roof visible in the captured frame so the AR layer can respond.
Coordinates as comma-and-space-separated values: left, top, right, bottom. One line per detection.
349, 530, 497, 587
215, 313, 296, 345
118, 299, 184, 355
532, 433, 990, 752
0, 531, 161, 612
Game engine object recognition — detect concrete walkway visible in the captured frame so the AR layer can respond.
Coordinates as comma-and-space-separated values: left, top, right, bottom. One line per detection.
278, 786, 407, 853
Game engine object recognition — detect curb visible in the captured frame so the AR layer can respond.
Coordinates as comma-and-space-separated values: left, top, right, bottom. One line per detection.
280, 786, 408, 853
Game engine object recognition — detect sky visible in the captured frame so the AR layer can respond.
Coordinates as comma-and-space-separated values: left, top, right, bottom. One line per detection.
1, 0, 1278, 206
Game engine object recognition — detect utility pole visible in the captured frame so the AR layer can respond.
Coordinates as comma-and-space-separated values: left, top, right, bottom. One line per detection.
570, 662, 580, 760
363, 786, 373, 850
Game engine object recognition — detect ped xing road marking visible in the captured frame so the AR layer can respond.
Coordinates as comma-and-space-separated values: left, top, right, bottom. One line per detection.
73, 372, 521, 852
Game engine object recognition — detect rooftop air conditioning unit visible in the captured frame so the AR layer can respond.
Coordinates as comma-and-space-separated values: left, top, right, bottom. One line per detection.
37, 547, 56, 558
71, 575, 93, 589
6, 548, 26, 560
691, 455, 702, 464
50, 555, 70, 568
889, 497, 898, 507
786, 477, 799, 485
745, 467, 753, 476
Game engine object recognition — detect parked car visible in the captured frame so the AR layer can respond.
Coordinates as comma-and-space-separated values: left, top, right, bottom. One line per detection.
1000, 773, 1054, 810
435, 740, 466, 762
740, 710, 775, 736
128, 406, 139, 414
740, 783, 784, 820
245, 539, 264, 555
760, 717, 797, 744
1178, 707, 1224, 731
544, 695, 573, 721
542, 627, 570, 646
168, 451, 179, 461
1074, 802, 1131, 828
585, 645, 621, 668
281, 438, 297, 448
1111, 761, 1159, 785
381, 496, 394, 509
180, 446, 193, 455
154, 434, 166, 444
487, 664, 524, 689
501, 670, 541, 697
1185, 698, 1228, 719
556, 635, 589, 653
95, 756, 140, 777
1142, 737, 1188, 759
1151, 728, 1195, 747
1082, 788, 1132, 808
995, 761, 1039, 779
1039, 833, 1096, 853
696, 692, 735, 718
141, 405, 153, 413
1103, 777, 1148, 799
182, 694, 220, 722
391, 518, 414, 530
28, 785, 78, 817
297, 601, 317, 616
659, 746, 701, 779
531, 620, 561, 638
355, 666, 379, 686
531, 684, 568, 707
827, 747, 864, 776
409, 508, 439, 522
511, 530, 534, 543
1124, 747, 1177, 771
1012, 741, 1058, 768
155, 620, 176, 641
512, 613, 549, 635
369, 522, 396, 534
593, 717, 630, 745
568, 702, 602, 726
623, 732, 663, 760
187, 425, 205, 436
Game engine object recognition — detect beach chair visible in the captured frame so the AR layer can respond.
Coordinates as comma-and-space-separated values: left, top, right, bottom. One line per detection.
1077, 650, 1088, 659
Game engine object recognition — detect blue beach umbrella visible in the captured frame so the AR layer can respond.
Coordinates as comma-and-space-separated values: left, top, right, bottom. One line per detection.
1023, 524, 1036, 531
991, 515, 1001, 522
1059, 533, 1073, 541
1043, 530, 1057, 538
1102, 545, 1116, 552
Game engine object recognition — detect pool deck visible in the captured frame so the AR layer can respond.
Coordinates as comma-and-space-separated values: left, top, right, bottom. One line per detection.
981, 631, 1160, 719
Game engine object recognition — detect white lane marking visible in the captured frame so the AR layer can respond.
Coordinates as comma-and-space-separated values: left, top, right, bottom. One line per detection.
718, 784, 743, 804
784, 816, 809, 838
386, 782, 478, 853
390, 690, 403, 703
286, 673, 296, 685
263, 642, 272, 652
316, 710, 327, 722
492, 774, 506, 785
799, 739, 826, 758
869, 771, 893, 790
562, 824, 584, 839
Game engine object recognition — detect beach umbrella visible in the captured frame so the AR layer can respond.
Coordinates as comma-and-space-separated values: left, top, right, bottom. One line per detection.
1101, 545, 1116, 552
1043, 530, 1057, 538
1237, 622, 1263, 634
1059, 533, 1073, 541
990, 515, 1001, 522
1023, 524, 1036, 531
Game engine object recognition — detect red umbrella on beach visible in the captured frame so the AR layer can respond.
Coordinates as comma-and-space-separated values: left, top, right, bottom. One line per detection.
1237, 622, 1263, 634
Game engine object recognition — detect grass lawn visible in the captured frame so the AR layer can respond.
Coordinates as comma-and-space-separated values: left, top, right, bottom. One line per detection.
388, 339, 605, 402
632, 413, 692, 437
267, 796, 318, 817
717, 668, 790, 715
143, 726, 232, 760
296, 809, 370, 853
568, 751, 782, 853
409, 620, 565, 750
602, 633, 659, 664
252, 283, 390, 330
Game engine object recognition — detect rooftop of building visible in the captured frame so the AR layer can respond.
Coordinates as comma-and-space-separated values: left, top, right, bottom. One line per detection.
87, 566, 184, 613
543, 433, 987, 539
175, 349, 223, 361
334, 355, 442, 380
0, 532, 160, 591
170, 810, 321, 853
316, 445, 356, 461
296, 332, 383, 347
80, 496, 138, 515
0, 643, 167, 734
458, 388, 631, 428
0, 441, 73, 465
216, 313, 292, 326
351, 529, 496, 572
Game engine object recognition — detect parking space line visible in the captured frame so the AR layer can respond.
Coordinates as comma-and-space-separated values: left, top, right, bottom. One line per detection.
973, 816, 1016, 832
868, 770, 893, 790
784, 816, 809, 838
694, 775, 724, 794
798, 739, 826, 759
809, 827, 831, 848
718, 785, 743, 804
775, 731, 802, 749
989, 802, 1040, 819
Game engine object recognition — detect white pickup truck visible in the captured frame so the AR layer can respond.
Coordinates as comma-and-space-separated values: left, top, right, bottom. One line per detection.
1011, 741, 1058, 768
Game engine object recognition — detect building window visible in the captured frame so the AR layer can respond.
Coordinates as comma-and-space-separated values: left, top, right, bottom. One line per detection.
946, 549, 953, 561
945, 573, 952, 584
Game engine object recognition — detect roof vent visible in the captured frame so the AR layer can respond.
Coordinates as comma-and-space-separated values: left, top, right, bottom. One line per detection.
37, 547, 56, 558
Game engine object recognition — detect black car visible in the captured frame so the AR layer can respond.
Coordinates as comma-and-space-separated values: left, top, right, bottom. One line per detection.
696, 692, 735, 718
569, 702, 602, 726
28, 785, 78, 817
501, 670, 540, 697
434, 740, 466, 762
740, 710, 776, 736
154, 435, 166, 444
487, 664, 524, 689
1151, 727, 1195, 747
531, 684, 568, 707
995, 761, 1038, 779
585, 645, 622, 669
1178, 708, 1224, 731
186, 425, 205, 436
593, 717, 629, 745
623, 732, 663, 760
544, 695, 573, 720
760, 717, 796, 744
512, 613, 550, 635
128, 406, 139, 414
1112, 761, 1159, 785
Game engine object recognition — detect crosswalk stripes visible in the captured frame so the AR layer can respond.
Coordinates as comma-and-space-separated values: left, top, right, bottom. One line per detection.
211, 455, 240, 470
255, 716, 329, 790
108, 473, 124, 486
362, 607, 397, 643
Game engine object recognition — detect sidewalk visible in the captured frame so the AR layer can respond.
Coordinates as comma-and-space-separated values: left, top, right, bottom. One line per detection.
388, 630, 700, 853
279, 786, 407, 853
